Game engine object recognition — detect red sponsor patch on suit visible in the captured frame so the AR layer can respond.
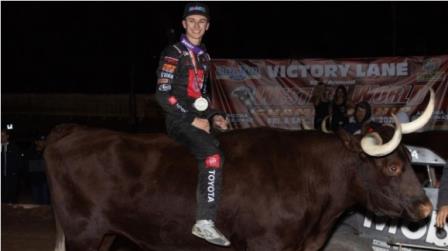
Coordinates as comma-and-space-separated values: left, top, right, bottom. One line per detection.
205, 154, 221, 169
187, 69, 204, 98
168, 96, 177, 105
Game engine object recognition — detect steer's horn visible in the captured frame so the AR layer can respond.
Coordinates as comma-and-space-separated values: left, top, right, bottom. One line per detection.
301, 119, 312, 130
321, 115, 332, 134
400, 88, 435, 134
360, 114, 402, 157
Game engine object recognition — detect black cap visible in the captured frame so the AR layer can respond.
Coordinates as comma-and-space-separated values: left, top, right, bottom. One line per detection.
183, 2, 210, 20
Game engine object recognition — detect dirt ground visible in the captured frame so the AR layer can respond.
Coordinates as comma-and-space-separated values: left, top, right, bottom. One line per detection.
2, 204, 56, 251
1, 204, 140, 251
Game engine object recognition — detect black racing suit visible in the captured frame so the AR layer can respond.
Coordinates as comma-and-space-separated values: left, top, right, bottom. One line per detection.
155, 42, 225, 221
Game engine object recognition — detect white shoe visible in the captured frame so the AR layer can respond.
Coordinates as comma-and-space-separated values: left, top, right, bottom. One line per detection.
192, 220, 231, 247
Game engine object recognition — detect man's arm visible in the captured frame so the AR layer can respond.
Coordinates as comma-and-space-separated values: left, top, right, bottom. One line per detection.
436, 164, 448, 228
202, 83, 228, 131
155, 45, 196, 125
201, 56, 228, 132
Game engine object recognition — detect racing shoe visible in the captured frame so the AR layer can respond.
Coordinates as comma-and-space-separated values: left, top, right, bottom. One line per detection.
192, 220, 231, 247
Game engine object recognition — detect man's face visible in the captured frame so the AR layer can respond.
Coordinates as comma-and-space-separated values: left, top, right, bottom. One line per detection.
182, 15, 209, 41
355, 107, 367, 123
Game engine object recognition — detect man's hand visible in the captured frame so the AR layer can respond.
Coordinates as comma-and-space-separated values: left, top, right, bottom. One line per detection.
436, 205, 448, 228
212, 115, 229, 131
192, 118, 210, 133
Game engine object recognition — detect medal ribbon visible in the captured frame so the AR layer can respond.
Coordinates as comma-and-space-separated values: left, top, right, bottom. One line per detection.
180, 34, 208, 98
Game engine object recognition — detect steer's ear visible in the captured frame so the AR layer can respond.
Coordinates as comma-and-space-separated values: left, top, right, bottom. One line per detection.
336, 128, 362, 153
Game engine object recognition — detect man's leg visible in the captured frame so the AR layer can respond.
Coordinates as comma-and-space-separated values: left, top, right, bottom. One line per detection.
196, 151, 224, 221
174, 125, 230, 246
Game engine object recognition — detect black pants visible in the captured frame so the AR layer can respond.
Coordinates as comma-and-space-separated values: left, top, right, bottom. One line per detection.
168, 122, 224, 221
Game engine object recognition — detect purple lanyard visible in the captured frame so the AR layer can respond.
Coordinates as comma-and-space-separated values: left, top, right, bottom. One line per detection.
180, 34, 204, 55
181, 34, 206, 94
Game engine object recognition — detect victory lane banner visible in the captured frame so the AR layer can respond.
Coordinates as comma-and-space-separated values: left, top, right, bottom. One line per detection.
209, 56, 448, 130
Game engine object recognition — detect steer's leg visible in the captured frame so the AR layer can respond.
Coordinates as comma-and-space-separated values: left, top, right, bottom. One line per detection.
299, 206, 345, 251
301, 223, 336, 251
302, 234, 331, 251
99, 234, 117, 251
54, 211, 66, 251
65, 236, 104, 251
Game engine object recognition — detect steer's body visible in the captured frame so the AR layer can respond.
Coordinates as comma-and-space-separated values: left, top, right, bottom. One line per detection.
45, 124, 430, 251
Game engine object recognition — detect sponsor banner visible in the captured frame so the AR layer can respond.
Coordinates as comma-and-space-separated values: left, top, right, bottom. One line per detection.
210, 56, 448, 130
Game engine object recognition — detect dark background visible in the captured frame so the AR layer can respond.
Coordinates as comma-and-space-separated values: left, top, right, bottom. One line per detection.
2, 1, 448, 94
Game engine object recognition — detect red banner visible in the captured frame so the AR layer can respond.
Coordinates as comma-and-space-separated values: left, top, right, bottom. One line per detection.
210, 56, 448, 130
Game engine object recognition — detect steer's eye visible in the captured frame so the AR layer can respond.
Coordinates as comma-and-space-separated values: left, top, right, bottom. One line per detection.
384, 163, 402, 176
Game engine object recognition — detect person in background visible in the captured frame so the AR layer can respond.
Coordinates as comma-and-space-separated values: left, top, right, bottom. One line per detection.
26, 134, 50, 204
330, 85, 350, 130
343, 101, 372, 135
1, 127, 24, 203
312, 83, 331, 130
396, 107, 411, 123
154, 2, 230, 246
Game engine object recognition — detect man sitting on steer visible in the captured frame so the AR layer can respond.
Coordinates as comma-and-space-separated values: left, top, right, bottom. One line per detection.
155, 2, 231, 247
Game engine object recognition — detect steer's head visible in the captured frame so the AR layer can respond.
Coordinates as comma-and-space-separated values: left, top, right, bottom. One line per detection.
338, 89, 435, 221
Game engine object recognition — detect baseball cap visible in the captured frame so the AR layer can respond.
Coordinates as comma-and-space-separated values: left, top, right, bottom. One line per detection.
183, 2, 210, 20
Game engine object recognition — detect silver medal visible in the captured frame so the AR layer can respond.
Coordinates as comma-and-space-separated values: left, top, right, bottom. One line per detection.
193, 97, 208, 111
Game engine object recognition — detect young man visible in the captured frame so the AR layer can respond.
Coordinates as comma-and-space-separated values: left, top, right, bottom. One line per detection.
312, 83, 331, 130
155, 2, 230, 247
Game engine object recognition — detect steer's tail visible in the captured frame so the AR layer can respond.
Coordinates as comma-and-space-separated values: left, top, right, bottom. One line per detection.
54, 210, 66, 251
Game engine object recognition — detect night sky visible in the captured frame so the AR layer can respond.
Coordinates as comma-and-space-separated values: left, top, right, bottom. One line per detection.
2, 1, 448, 94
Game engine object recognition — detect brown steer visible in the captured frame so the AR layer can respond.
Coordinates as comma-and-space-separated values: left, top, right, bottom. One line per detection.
45, 90, 435, 251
